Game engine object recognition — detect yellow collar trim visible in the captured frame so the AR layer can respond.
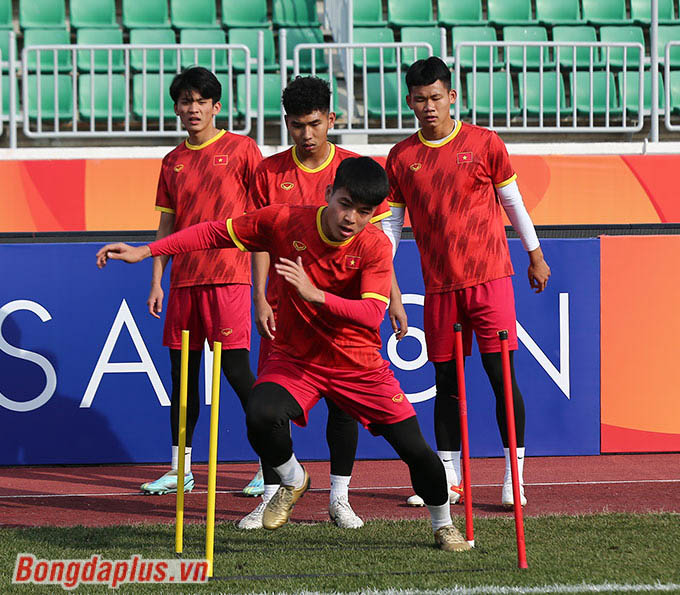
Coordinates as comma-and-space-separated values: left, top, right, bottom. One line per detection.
316, 206, 356, 247
185, 129, 226, 151
417, 120, 462, 148
293, 143, 336, 173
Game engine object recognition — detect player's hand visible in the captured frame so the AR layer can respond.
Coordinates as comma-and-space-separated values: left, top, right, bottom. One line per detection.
96, 243, 151, 268
254, 295, 276, 340
389, 298, 408, 341
527, 247, 551, 293
274, 257, 324, 303
147, 284, 164, 319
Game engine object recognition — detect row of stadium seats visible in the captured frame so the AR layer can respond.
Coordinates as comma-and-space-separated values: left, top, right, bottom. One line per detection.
4, 69, 679, 123
0, 0, 318, 30
2, 1, 678, 33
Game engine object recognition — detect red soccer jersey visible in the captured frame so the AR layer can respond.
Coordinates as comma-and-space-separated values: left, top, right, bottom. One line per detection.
386, 121, 516, 293
151, 205, 393, 370
250, 143, 391, 311
155, 129, 262, 288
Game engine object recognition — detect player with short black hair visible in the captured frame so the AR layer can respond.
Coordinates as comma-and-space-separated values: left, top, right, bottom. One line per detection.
96, 156, 470, 552
140, 66, 262, 495
383, 56, 551, 508
241, 76, 406, 530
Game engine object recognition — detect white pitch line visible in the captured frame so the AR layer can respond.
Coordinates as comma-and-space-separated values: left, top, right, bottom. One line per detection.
356, 583, 680, 594
0, 478, 678, 500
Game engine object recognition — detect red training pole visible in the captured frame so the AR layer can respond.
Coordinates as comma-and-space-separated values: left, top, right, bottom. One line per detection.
453, 323, 474, 547
498, 329, 528, 569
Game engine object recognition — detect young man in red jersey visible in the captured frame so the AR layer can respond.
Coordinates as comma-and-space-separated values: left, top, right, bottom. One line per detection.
383, 57, 551, 508
141, 67, 262, 495
240, 76, 408, 530
96, 157, 470, 552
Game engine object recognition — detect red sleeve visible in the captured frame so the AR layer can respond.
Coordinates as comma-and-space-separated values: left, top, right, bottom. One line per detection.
369, 199, 392, 224
154, 162, 175, 213
249, 162, 270, 210
487, 131, 515, 187
359, 235, 393, 304
321, 293, 386, 329
243, 141, 264, 212
385, 149, 406, 208
149, 220, 235, 256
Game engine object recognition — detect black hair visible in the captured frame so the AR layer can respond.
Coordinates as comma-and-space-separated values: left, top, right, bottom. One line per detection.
169, 67, 221, 104
332, 157, 389, 207
282, 76, 331, 116
405, 56, 452, 91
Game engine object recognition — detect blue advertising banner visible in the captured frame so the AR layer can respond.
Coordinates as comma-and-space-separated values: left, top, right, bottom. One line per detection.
0, 239, 600, 466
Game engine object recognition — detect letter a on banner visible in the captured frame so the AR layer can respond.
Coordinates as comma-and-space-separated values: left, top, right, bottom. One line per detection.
80, 300, 170, 408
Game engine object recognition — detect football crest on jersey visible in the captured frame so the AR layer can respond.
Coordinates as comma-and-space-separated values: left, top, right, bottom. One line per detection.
392, 392, 405, 403
213, 154, 229, 166
281, 182, 295, 190
293, 241, 307, 251
457, 152, 473, 164
409, 163, 422, 172
345, 255, 361, 269
220, 328, 233, 337
174, 164, 184, 172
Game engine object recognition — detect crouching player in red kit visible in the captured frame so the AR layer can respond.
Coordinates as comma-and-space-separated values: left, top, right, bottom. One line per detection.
96, 157, 470, 551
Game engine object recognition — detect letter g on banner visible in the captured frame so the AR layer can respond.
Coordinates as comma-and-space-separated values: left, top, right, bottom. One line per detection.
0, 300, 57, 412
386, 293, 435, 404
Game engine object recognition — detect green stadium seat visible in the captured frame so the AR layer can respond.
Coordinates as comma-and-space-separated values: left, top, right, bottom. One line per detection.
122, 0, 170, 29
552, 26, 601, 69
77, 28, 124, 73
129, 28, 178, 72
78, 73, 127, 120
0, 28, 17, 68
400, 27, 441, 64
20, 0, 66, 29
518, 71, 570, 116
222, 0, 271, 28
599, 26, 645, 69
354, 0, 386, 27
535, 0, 582, 25
387, 0, 435, 27
582, 0, 629, 25
227, 28, 278, 72
487, 0, 535, 26
465, 71, 520, 117
569, 71, 621, 115
658, 26, 680, 67
365, 71, 410, 117
236, 72, 281, 119
69, 0, 117, 29
503, 26, 554, 69
180, 28, 228, 71
283, 27, 328, 73
352, 27, 397, 70
170, 0, 218, 29
26, 73, 73, 119
0, 0, 13, 29
272, 0, 319, 28
451, 26, 501, 70
668, 70, 680, 113
24, 29, 72, 73
132, 73, 176, 118
631, 0, 675, 25
437, 0, 483, 27
617, 70, 664, 114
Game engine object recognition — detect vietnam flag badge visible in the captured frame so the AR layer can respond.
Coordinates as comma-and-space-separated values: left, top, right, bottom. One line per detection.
457, 152, 473, 164
345, 255, 361, 269
213, 154, 229, 166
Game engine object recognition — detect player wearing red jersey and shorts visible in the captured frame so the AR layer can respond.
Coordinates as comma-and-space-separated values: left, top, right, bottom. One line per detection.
241, 76, 401, 530
97, 157, 471, 552
383, 57, 551, 508
141, 67, 262, 495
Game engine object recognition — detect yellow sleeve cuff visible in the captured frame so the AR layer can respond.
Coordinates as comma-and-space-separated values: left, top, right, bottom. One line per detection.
361, 292, 390, 304
226, 218, 248, 252
495, 173, 517, 188
155, 206, 176, 214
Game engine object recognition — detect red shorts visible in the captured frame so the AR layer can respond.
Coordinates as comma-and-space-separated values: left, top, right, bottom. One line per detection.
163, 284, 251, 351
255, 351, 415, 433
424, 276, 518, 361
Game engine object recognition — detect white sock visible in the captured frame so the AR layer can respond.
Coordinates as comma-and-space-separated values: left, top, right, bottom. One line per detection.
170, 446, 192, 474
329, 474, 351, 504
427, 503, 453, 532
438, 450, 460, 485
262, 484, 279, 504
273, 454, 305, 488
503, 447, 525, 484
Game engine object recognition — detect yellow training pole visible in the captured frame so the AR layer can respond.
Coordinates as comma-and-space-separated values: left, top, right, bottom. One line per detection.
175, 330, 189, 555
205, 341, 222, 578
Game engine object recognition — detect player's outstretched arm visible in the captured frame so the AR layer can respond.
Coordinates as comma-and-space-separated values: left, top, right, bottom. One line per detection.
96, 243, 151, 268
528, 246, 550, 293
